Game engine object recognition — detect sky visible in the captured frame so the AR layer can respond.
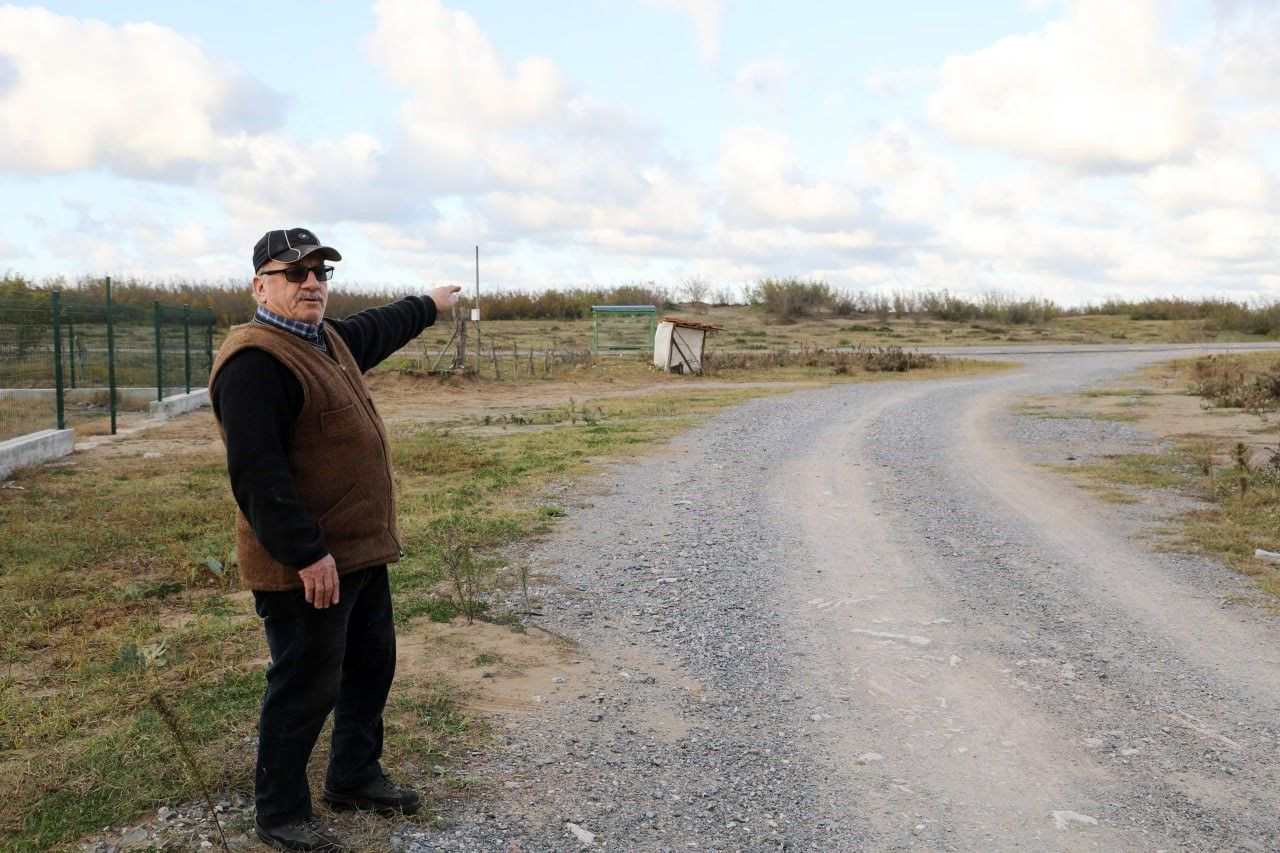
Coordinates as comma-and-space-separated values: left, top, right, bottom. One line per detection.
0, 0, 1278, 305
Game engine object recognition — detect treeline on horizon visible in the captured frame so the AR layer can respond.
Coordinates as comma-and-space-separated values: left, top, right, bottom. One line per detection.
3, 273, 1280, 335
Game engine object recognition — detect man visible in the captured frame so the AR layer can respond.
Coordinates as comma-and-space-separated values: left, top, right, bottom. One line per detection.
210, 227, 461, 852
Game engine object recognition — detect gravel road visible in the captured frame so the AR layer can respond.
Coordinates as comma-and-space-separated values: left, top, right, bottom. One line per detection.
401, 346, 1280, 852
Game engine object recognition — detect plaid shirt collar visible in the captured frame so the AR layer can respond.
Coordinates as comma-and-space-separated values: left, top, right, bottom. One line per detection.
253, 305, 325, 346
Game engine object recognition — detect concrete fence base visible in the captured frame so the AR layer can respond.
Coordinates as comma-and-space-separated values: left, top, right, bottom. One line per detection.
0, 429, 75, 479
148, 389, 210, 419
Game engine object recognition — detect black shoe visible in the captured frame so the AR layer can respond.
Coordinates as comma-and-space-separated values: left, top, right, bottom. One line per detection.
323, 774, 422, 816
255, 817, 346, 852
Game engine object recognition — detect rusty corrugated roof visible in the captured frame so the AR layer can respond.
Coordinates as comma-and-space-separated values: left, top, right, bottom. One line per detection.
660, 316, 725, 331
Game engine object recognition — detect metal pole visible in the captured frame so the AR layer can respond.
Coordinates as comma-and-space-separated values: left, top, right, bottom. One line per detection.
51, 291, 65, 430
473, 244, 482, 356
205, 311, 213, 377
183, 304, 192, 394
67, 307, 76, 389
154, 300, 164, 402
106, 276, 117, 435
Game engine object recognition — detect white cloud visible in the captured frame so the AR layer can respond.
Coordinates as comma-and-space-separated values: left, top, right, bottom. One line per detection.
216, 132, 403, 223
846, 122, 955, 224
1170, 207, 1276, 261
28, 191, 242, 281
1214, 1, 1280, 102
1137, 150, 1274, 212
640, 0, 726, 61
0, 7, 274, 177
731, 57, 792, 109
717, 127, 864, 228
926, 0, 1204, 171
968, 171, 1055, 217
367, 0, 666, 205
352, 0, 720, 271
369, 0, 566, 131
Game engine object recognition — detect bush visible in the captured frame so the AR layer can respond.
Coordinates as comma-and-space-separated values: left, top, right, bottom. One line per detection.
1190, 355, 1280, 412
704, 344, 941, 374
745, 277, 834, 322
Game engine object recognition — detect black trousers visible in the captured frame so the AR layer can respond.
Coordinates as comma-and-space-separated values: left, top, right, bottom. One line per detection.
252, 564, 396, 827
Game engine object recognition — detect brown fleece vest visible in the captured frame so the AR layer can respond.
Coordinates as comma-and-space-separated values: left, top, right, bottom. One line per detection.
209, 322, 402, 591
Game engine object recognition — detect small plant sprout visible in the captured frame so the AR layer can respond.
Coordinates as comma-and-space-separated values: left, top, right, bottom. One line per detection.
441, 527, 484, 625
1234, 441, 1251, 497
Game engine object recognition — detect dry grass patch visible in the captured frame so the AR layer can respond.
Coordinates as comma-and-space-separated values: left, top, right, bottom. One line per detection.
426, 306, 1268, 356
1031, 356, 1280, 599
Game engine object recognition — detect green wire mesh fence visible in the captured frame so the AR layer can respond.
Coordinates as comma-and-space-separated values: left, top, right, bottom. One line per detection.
0, 285, 215, 443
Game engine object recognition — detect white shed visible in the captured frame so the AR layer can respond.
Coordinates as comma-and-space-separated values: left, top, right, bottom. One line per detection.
653, 317, 723, 374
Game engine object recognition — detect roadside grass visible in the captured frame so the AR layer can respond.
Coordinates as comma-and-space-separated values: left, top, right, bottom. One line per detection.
1064, 453, 1196, 497
1041, 354, 1280, 598
1061, 444, 1280, 596
0, 349, 994, 850
1013, 401, 1142, 423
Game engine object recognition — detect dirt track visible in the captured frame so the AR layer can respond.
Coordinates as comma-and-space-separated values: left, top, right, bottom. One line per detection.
411, 345, 1280, 852
777, 348, 1280, 850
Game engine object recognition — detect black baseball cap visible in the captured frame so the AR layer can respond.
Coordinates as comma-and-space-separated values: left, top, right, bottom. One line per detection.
252, 227, 342, 272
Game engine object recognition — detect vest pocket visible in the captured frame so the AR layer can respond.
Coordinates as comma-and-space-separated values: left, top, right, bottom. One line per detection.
318, 482, 378, 537
320, 403, 362, 437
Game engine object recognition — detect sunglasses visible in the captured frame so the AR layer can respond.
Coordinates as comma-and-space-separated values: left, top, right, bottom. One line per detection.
261, 265, 334, 284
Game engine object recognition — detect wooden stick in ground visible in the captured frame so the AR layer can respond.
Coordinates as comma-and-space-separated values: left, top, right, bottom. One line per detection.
150, 693, 230, 851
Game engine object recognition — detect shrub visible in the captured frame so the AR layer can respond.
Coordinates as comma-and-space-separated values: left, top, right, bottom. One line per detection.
745, 277, 834, 322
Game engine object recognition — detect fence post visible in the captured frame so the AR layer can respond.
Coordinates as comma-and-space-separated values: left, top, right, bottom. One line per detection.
183, 304, 192, 394
205, 312, 214, 378
67, 306, 76, 389
51, 291, 65, 430
106, 276, 117, 435
154, 301, 164, 402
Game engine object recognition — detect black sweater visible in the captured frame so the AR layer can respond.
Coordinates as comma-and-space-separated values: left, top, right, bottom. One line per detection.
211, 297, 436, 569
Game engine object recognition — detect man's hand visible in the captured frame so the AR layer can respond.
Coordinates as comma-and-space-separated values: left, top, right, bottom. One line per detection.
429, 285, 463, 313
298, 554, 340, 608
